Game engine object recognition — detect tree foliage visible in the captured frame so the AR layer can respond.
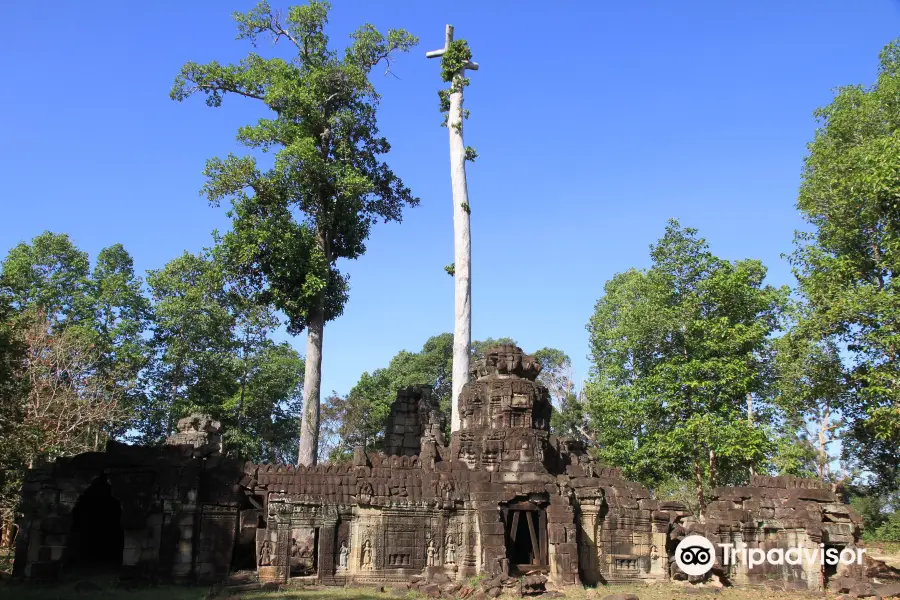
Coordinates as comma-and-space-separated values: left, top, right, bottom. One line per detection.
171, 0, 419, 465
585, 220, 788, 512
790, 39, 900, 490
0, 295, 26, 543
224, 299, 304, 463
772, 331, 848, 481
0, 232, 89, 323
142, 252, 236, 443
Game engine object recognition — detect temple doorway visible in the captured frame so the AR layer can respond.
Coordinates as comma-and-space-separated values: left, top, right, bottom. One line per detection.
502, 500, 548, 573
68, 476, 124, 566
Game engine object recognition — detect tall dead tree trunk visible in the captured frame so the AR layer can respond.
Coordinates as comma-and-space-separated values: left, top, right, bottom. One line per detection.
427, 25, 478, 434
448, 67, 471, 434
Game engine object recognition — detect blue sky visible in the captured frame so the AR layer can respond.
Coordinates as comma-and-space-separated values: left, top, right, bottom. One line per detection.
1, 1, 898, 397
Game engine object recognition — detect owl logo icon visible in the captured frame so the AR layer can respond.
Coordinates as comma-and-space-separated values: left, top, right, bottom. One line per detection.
675, 535, 716, 576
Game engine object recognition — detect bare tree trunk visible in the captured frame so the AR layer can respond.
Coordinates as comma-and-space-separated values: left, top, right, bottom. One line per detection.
448, 67, 471, 434
694, 460, 707, 520
297, 298, 324, 466
709, 449, 718, 490
747, 392, 755, 476
817, 406, 831, 479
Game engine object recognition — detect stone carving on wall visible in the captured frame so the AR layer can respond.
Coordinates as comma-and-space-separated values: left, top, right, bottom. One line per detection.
361, 539, 372, 569
444, 534, 456, 565
426, 536, 438, 566
358, 482, 373, 505
259, 539, 272, 567
338, 540, 349, 570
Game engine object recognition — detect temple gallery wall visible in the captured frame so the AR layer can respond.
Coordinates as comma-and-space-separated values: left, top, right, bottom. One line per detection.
13, 345, 865, 592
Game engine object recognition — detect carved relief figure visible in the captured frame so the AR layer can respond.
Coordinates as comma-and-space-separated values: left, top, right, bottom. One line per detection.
361, 539, 372, 568
290, 537, 299, 557
338, 540, 349, 570
445, 534, 456, 565
426, 537, 438, 566
358, 481, 374, 504
259, 540, 272, 567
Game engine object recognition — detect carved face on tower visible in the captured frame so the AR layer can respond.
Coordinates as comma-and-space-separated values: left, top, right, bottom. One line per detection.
482, 438, 502, 470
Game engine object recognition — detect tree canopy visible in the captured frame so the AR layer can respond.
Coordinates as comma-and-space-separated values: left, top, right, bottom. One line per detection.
790, 39, 900, 491
171, 0, 419, 465
585, 220, 789, 513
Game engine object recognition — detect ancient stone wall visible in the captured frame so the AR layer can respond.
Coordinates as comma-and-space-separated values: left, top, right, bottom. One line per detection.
670, 474, 862, 591
12, 345, 866, 594
13, 418, 244, 583
384, 386, 444, 457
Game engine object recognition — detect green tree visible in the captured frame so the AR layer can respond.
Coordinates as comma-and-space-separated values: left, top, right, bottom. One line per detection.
171, 1, 419, 466
325, 333, 454, 459
224, 298, 304, 463
585, 220, 788, 514
0, 295, 26, 549
0, 231, 89, 323
790, 39, 900, 490
532, 347, 589, 441
772, 332, 848, 481
84, 244, 152, 439
1, 236, 151, 449
143, 252, 236, 443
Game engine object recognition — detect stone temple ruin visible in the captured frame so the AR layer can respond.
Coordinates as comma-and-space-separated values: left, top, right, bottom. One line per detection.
12, 345, 876, 592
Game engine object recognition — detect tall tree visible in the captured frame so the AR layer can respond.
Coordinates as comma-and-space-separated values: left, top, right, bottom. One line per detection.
171, 1, 419, 466
143, 252, 236, 443
83, 244, 152, 439
790, 39, 900, 490
773, 333, 848, 481
427, 26, 479, 435
533, 348, 590, 442
585, 220, 788, 514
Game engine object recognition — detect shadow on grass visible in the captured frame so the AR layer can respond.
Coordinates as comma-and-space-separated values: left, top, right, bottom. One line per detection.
0, 570, 209, 600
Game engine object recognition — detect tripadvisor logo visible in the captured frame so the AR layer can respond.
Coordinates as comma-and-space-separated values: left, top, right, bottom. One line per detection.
674, 535, 867, 576
675, 535, 716, 576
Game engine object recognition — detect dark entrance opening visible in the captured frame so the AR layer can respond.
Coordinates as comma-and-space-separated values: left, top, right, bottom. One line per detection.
502, 501, 548, 574
823, 545, 840, 586
68, 476, 123, 566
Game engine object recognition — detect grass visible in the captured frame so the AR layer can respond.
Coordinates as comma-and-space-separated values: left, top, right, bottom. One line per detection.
0, 580, 878, 600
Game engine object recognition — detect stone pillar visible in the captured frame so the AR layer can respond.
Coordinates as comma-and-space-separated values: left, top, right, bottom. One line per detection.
547, 500, 579, 585
195, 505, 238, 582
317, 521, 337, 578
577, 505, 601, 584
272, 517, 291, 582
169, 509, 198, 581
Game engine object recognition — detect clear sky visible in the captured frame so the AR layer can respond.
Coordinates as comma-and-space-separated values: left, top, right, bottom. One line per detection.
1, 1, 899, 397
